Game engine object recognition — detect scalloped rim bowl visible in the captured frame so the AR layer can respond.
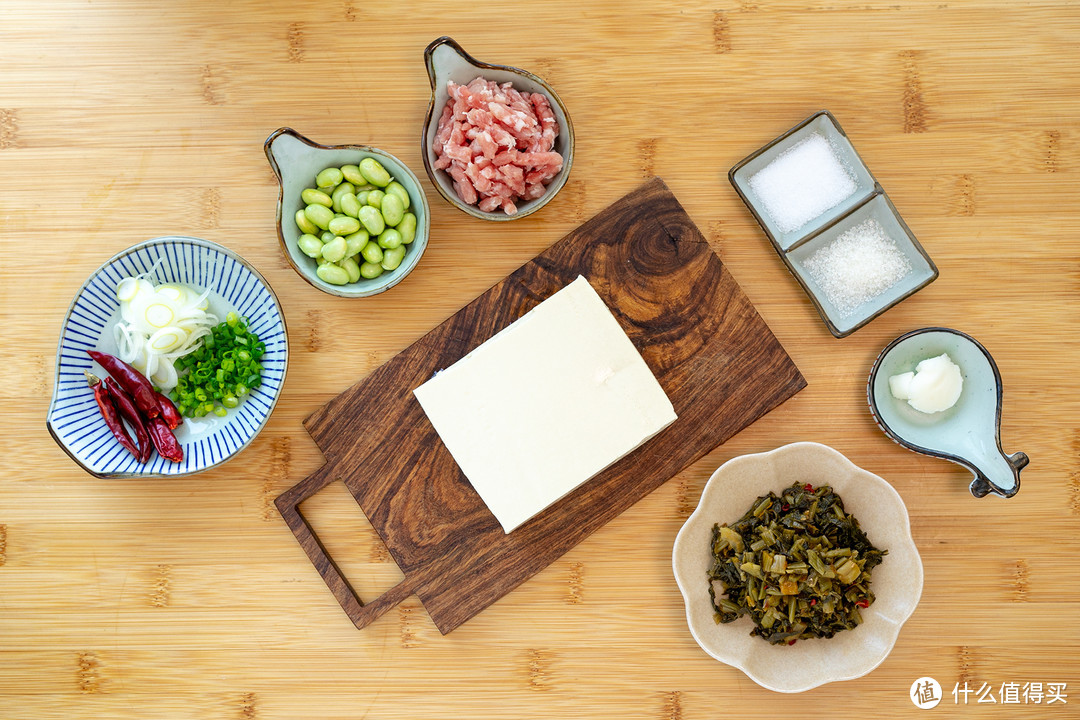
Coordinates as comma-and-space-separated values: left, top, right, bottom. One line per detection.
672, 442, 923, 693
46, 236, 288, 478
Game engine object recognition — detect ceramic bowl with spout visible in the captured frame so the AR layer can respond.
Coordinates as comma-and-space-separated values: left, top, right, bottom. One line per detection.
265, 128, 430, 298
421, 36, 574, 221
868, 327, 1028, 498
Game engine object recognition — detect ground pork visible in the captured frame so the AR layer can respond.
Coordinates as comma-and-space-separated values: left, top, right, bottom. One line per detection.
433, 77, 563, 216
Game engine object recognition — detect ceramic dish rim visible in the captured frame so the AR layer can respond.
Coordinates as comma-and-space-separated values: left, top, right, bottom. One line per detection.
786, 189, 940, 337
866, 326, 1021, 498
45, 235, 290, 479
727, 109, 876, 250
420, 35, 575, 222
727, 110, 939, 338
264, 126, 431, 298
672, 441, 924, 693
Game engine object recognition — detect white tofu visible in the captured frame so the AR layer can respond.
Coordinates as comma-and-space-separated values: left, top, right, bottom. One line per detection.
413, 275, 678, 533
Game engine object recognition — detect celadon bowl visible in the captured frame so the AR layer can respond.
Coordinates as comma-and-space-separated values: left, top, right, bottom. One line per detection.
868, 327, 1028, 498
46, 236, 288, 478
265, 127, 430, 298
672, 442, 923, 693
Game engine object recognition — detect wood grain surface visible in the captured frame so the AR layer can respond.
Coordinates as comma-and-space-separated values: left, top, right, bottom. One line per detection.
2, 1, 1079, 718
281, 179, 804, 634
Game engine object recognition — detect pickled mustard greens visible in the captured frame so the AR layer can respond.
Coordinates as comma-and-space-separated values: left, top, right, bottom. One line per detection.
707, 482, 886, 645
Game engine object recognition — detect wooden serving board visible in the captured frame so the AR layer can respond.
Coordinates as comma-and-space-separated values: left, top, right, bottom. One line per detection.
276, 178, 806, 634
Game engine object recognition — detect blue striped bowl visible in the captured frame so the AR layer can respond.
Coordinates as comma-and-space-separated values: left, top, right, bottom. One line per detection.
46, 236, 289, 478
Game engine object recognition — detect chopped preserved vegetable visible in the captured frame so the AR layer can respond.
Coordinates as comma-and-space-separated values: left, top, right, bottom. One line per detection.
707, 482, 886, 645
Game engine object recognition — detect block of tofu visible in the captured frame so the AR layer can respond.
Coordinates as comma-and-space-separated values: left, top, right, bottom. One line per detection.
413, 275, 678, 533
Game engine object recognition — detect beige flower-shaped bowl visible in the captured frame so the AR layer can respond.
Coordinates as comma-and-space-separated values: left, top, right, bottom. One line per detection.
672, 442, 923, 693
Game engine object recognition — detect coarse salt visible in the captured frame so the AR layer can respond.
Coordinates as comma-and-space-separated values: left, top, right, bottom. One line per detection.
803, 218, 912, 318
749, 134, 857, 234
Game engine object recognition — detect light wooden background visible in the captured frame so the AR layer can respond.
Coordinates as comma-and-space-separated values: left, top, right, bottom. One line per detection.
2, 1, 1078, 718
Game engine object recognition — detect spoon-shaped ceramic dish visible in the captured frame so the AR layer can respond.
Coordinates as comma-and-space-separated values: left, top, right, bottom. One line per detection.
868, 327, 1028, 498
265, 128, 430, 298
421, 36, 574, 221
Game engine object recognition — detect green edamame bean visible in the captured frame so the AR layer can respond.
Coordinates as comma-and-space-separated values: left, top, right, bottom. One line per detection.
328, 215, 361, 236
385, 181, 411, 210
297, 234, 324, 259
360, 261, 384, 279
340, 164, 364, 185
380, 193, 404, 227
358, 205, 385, 235
316, 167, 344, 189
341, 256, 361, 283
296, 163, 410, 286
359, 157, 391, 187
301, 188, 333, 207
377, 228, 402, 250
321, 236, 348, 263
397, 212, 417, 244
295, 208, 319, 235
316, 263, 350, 285
331, 182, 356, 212
360, 241, 384, 264
304, 204, 334, 231
340, 193, 362, 218
381, 246, 406, 271
344, 230, 369, 257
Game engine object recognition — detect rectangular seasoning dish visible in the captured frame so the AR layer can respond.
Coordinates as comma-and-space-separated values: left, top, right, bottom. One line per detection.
729, 110, 876, 251
729, 110, 938, 338
786, 192, 938, 337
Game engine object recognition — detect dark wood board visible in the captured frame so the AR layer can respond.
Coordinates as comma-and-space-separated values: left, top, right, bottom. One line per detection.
276, 178, 806, 634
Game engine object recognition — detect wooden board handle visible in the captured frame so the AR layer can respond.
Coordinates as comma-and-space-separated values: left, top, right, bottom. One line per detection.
275, 464, 416, 630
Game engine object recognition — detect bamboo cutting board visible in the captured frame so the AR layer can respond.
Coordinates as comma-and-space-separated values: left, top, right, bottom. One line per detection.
6, 2, 1080, 717
276, 179, 806, 633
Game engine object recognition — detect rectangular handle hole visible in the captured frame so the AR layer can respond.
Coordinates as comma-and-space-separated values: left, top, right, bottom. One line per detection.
298, 479, 405, 600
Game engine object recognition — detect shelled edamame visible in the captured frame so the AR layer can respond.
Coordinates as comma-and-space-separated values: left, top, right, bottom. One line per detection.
294, 158, 418, 285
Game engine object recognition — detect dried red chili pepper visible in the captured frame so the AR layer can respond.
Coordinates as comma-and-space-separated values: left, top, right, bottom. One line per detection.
87, 350, 160, 419
85, 371, 140, 460
155, 391, 183, 430
856, 599, 870, 609
147, 416, 184, 463
105, 377, 153, 464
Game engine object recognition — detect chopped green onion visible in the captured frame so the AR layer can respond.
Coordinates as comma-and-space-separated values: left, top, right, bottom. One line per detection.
169, 314, 265, 419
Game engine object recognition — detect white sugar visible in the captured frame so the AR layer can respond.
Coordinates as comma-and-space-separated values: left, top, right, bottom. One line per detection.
749, 134, 857, 233
803, 218, 913, 318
